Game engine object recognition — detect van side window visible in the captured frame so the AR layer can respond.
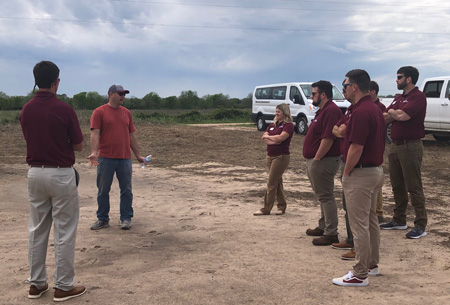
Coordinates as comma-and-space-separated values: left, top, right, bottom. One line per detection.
290, 86, 304, 105
272, 86, 287, 100
423, 81, 444, 98
446, 81, 450, 99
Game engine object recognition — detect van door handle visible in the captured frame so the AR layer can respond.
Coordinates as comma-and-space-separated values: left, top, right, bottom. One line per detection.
441, 102, 449, 106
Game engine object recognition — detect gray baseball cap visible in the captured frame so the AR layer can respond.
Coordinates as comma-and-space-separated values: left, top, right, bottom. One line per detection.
108, 84, 130, 94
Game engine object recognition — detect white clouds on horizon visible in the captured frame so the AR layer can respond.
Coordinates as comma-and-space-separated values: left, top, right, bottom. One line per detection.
1, 0, 450, 98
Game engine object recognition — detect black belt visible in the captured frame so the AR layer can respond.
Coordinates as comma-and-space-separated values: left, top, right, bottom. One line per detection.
354, 164, 377, 169
30, 165, 72, 168
392, 139, 421, 145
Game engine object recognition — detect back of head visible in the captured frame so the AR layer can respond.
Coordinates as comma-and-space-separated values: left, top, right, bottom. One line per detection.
311, 80, 333, 99
33, 61, 60, 89
397, 66, 419, 85
345, 69, 371, 93
369, 81, 379, 94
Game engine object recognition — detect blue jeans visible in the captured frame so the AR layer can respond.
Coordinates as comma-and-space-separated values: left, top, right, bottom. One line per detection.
97, 158, 133, 222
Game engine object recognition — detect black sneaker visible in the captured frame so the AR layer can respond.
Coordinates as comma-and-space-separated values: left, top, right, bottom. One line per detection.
90, 220, 110, 230
28, 283, 50, 299
406, 227, 427, 239
380, 220, 407, 230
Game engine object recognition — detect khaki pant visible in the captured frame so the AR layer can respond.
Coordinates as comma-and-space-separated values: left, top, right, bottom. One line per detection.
342, 166, 384, 278
306, 157, 340, 235
388, 141, 427, 230
261, 154, 290, 213
27, 167, 79, 291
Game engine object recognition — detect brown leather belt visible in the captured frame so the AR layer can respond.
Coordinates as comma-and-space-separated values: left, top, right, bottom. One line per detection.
392, 139, 421, 145
30, 165, 72, 168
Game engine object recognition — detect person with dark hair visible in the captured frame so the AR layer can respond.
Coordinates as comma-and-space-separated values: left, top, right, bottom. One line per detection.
380, 66, 428, 239
303, 81, 343, 246
369, 81, 386, 223
254, 103, 294, 215
88, 84, 146, 230
20, 61, 86, 301
332, 69, 385, 287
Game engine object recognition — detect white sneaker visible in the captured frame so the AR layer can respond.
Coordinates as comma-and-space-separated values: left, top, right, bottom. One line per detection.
368, 265, 380, 276
332, 271, 369, 287
120, 220, 131, 230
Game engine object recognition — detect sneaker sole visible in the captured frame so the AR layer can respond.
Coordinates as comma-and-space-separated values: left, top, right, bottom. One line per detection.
380, 225, 407, 230
341, 256, 355, 261
406, 231, 427, 239
332, 279, 368, 287
53, 288, 86, 302
28, 286, 50, 299
331, 245, 353, 250
90, 224, 110, 230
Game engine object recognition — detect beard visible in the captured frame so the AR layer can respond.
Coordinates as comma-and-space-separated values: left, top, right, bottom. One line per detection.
397, 80, 407, 90
312, 99, 320, 107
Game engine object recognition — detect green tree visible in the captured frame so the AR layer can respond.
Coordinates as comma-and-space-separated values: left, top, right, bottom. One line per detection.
178, 90, 200, 109
142, 92, 162, 109
163, 96, 179, 109
72, 92, 88, 109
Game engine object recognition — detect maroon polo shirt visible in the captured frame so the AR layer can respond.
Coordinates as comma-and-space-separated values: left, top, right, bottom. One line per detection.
342, 95, 385, 166
336, 104, 354, 156
303, 100, 342, 159
374, 98, 386, 112
20, 91, 84, 167
266, 122, 294, 156
385, 87, 426, 140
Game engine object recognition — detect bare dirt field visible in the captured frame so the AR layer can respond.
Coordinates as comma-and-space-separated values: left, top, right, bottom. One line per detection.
1, 122, 449, 305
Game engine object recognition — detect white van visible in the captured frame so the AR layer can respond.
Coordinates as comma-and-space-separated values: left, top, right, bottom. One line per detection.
251, 82, 350, 134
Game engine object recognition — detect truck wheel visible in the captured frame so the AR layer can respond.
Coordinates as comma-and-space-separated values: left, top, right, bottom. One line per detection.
385, 123, 392, 144
257, 115, 266, 131
433, 134, 450, 142
296, 117, 308, 135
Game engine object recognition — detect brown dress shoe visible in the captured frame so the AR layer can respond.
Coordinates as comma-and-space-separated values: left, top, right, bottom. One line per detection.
312, 235, 339, 246
341, 249, 356, 260
53, 286, 86, 302
306, 227, 324, 236
331, 241, 353, 250
28, 283, 50, 299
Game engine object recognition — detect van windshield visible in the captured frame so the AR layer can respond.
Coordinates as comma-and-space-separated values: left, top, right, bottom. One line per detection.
300, 84, 345, 100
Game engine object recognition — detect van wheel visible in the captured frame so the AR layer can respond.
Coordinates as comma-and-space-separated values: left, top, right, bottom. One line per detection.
296, 117, 308, 135
433, 134, 450, 142
385, 123, 392, 144
257, 115, 266, 131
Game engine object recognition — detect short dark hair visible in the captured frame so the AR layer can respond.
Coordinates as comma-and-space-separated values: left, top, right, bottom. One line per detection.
345, 69, 370, 93
397, 66, 419, 85
33, 61, 60, 89
311, 80, 333, 99
369, 81, 379, 94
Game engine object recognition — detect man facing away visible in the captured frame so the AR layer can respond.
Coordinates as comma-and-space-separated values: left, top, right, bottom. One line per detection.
88, 84, 146, 230
20, 60, 86, 301
303, 80, 343, 246
332, 69, 385, 287
380, 66, 428, 239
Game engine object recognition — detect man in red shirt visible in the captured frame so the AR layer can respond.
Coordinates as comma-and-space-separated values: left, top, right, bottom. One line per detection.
332, 69, 385, 287
20, 61, 86, 301
88, 85, 146, 230
381, 66, 428, 239
303, 81, 343, 246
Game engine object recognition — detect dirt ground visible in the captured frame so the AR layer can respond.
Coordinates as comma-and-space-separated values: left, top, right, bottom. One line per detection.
1, 122, 449, 305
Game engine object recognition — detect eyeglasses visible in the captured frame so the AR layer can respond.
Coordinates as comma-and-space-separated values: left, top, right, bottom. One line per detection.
342, 83, 353, 90
311, 91, 321, 97
397, 75, 406, 80
117, 92, 126, 96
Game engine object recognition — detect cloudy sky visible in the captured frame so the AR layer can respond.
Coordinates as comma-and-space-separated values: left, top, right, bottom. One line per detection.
1, 0, 450, 99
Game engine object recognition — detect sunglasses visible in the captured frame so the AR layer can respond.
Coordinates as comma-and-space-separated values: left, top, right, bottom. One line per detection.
311, 91, 322, 97
117, 92, 126, 96
342, 83, 353, 90
397, 75, 406, 80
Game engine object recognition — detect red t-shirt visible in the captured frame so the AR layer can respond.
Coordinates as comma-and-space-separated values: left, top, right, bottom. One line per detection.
374, 98, 386, 112
342, 96, 385, 166
385, 87, 426, 140
303, 100, 342, 159
266, 122, 294, 156
20, 92, 84, 166
90, 104, 136, 159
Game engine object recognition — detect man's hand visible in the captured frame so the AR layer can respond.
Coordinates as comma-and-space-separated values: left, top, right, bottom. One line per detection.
87, 153, 98, 167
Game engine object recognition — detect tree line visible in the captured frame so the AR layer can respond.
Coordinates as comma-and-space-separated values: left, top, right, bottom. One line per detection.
0, 90, 252, 110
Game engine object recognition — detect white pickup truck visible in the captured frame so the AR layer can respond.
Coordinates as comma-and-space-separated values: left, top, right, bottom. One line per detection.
381, 76, 450, 141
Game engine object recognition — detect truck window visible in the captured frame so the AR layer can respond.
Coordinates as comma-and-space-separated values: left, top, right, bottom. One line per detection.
332, 86, 345, 100
446, 81, 450, 99
290, 86, 304, 105
423, 81, 444, 98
